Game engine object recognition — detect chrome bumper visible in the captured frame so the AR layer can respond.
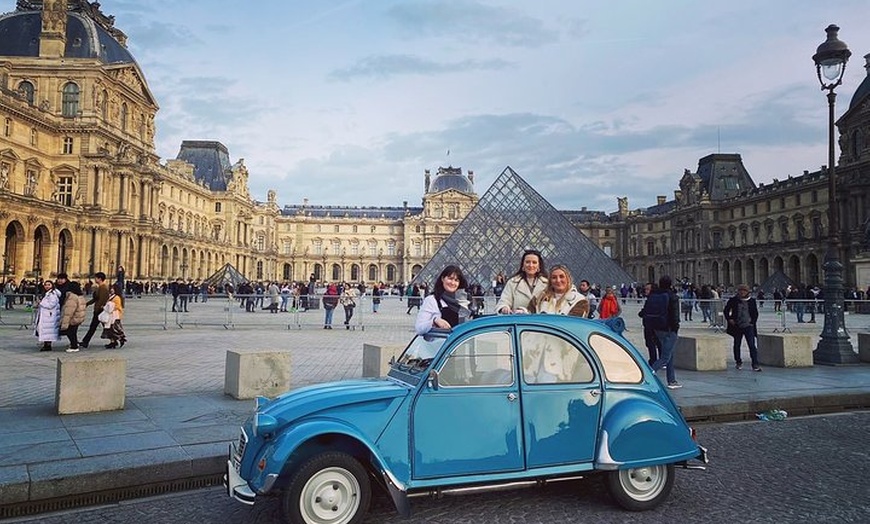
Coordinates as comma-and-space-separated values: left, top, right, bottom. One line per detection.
224, 444, 256, 505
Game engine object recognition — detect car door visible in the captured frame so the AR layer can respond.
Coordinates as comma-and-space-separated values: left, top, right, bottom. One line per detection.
519, 328, 602, 468
411, 329, 523, 479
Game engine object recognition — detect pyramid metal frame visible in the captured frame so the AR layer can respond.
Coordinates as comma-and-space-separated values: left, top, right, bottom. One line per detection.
203, 263, 248, 289
412, 166, 635, 290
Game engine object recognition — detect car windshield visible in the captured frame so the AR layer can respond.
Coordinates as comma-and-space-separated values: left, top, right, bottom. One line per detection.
394, 331, 448, 374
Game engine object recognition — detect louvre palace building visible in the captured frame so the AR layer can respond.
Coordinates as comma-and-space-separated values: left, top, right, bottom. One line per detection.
2, 1, 870, 291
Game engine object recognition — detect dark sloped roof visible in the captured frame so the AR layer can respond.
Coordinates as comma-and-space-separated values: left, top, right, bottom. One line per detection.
176, 141, 232, 191
695, 153, 756, 201
0, 11, 136, 65
849, 56, 870, 110
281, 205, 420, 219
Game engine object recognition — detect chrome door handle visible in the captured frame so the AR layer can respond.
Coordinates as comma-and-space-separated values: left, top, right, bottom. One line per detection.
589, 390, 600, 397
507, 393, 517, 402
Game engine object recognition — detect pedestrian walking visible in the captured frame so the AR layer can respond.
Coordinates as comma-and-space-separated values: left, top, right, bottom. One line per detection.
60, 281, 87, 352
322, 283, 339, 329
724, 283, 761, 372
3, 277, 15, 309
371, 283, 382, 313
646, 275, 682, 389
100, 284, 126, 348
597, 287, 622, 319
340, 285, 358, 329
80, 272, 110, 348
34, 280, 62, 351
638, 282, 662, 365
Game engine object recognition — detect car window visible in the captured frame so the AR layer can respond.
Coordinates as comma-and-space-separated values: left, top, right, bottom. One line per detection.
438, 330, 514, 387
588, 333, 642, 383
521, 331, 594, 384
395, 332, 447, 372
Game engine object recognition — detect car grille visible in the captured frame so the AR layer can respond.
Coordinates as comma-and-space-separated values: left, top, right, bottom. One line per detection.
232, 429, 248, 469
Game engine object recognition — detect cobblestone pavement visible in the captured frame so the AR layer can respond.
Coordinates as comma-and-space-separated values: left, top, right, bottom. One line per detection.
9, 412, 868, 524
2, 295, 867, 409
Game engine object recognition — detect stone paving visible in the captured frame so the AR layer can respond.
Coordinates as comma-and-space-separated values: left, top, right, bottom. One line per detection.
0, 295, 868, 512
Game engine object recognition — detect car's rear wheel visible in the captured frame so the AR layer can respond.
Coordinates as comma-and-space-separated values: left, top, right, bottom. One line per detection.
282, 451, 371, 524
605, 463, 674, 511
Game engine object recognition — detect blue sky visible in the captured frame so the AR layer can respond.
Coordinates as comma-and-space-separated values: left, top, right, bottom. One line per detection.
86, 0, 870, 211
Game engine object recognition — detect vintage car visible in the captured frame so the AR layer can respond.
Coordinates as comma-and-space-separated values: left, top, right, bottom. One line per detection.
225, 315, 707, 524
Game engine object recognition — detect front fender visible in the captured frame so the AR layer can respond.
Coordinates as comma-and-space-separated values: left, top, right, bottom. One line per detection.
250, 418, 411, 516
597, 397, 697, 470
251, 419, 392, 493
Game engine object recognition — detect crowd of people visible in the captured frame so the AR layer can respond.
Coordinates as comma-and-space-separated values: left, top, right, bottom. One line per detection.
26, 268, 127, 352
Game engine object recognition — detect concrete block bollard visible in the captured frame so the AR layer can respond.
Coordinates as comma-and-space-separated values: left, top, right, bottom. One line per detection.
363, 344, 405, 377
856, 333, 870, 363
757, 334, 814, 367
55, 356, 126, 415
673, 335, 727, 371
224, 349, 291, 400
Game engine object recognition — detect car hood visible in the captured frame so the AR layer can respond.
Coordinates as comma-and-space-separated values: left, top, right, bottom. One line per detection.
261, 378, 411, 424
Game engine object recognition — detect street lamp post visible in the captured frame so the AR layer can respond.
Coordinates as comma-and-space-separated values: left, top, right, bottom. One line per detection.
812, 24, 859, 365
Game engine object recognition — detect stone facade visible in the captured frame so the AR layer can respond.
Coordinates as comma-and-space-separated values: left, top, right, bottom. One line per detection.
2, 2, 869, 291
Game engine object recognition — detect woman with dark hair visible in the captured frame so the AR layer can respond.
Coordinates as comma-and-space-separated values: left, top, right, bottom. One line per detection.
414, 265, 470, 335
496, 249, 548, 314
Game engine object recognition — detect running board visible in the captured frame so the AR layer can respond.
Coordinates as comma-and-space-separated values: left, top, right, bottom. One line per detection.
407, 474, 588, 499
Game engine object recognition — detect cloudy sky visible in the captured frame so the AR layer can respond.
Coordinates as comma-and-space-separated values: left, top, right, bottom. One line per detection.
88, 0, 870, 211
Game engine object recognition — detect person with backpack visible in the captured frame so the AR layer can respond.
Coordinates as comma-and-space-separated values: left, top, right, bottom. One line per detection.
723, 283, 761, 372
642, 275, 682, 389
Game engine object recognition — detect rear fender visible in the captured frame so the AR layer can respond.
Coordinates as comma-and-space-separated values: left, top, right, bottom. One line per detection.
597, 398, 697, 469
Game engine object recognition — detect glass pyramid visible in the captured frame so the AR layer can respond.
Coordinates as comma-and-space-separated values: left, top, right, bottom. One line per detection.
203, 263, 248, 289
412, 166, 635, 290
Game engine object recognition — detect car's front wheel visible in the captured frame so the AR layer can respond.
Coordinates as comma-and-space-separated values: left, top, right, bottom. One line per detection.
282, 451, 371, 524
605, 463, 674, 511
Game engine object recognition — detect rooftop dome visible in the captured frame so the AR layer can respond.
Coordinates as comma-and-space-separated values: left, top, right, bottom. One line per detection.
0, 2, 135, 65
428, 166, 474, 194
848, 53, 870, 110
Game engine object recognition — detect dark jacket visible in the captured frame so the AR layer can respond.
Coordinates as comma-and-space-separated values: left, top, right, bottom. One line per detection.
723, 295, 759, 332
640, 288, 680, 333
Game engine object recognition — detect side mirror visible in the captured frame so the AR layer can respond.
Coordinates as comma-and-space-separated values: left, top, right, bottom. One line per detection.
427, 369, 439, 390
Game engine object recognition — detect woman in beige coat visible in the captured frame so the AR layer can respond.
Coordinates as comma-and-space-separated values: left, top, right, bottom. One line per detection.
496, 249, 548, 314
60, 281, 88, 352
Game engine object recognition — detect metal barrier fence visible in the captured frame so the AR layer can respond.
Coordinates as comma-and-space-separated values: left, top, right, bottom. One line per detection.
0, 294, 36, 329
1, 293, 869, 334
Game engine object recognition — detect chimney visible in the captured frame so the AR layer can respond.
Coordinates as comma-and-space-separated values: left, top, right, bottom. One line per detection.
39, 0, 67, 58
468, 170, 474, 184
424, 169, 431, 192
657, 195, 666, 205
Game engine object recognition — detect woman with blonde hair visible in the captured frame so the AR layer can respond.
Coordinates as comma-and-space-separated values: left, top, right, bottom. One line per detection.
528, 264, 588, 317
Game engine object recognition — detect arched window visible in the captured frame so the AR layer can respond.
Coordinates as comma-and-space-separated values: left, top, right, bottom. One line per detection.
386, 265, 396, 282
256, 261, 263, 280
331, 263, 341, 281
62, 82, 80, 117
18, 81, 34, 105
368, 264, 378, 281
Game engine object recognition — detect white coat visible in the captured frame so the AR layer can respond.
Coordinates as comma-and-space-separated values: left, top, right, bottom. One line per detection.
35, 289, 62, 342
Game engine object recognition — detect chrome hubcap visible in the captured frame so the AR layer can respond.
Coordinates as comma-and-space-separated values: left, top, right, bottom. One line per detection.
299, 467, 360, 524
619, 465, 667, 501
